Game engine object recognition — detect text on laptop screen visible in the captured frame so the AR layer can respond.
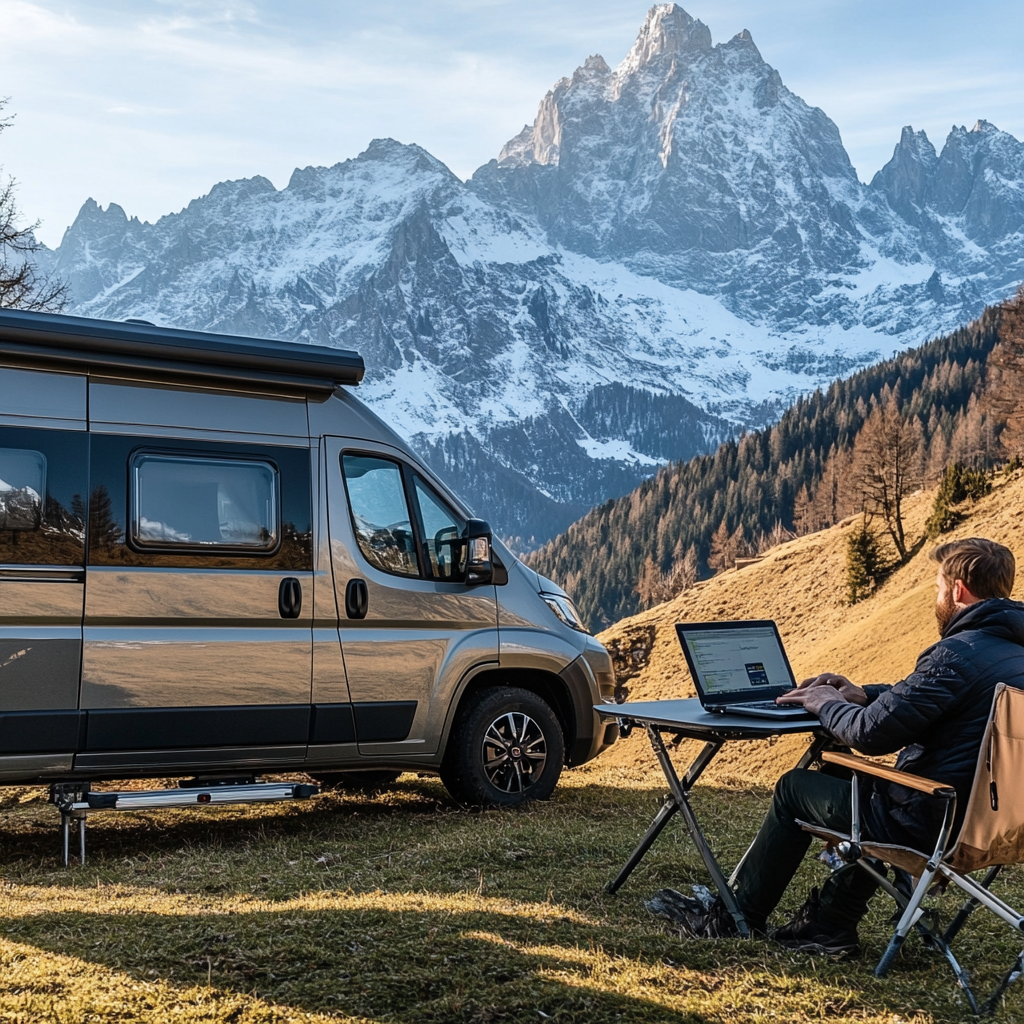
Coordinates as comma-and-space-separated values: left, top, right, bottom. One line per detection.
682, 626, 793, 694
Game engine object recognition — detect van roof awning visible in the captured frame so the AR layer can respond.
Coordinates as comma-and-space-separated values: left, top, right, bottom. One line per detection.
0, 309, 364, 394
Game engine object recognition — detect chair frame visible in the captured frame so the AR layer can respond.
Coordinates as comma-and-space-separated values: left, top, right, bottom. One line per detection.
798, 741, 1024, 1016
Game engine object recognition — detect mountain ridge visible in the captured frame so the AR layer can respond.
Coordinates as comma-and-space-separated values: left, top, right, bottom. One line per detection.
33, 4, 1024, 544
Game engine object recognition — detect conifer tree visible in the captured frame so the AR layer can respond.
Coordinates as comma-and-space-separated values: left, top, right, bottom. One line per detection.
845, 516, 887, 604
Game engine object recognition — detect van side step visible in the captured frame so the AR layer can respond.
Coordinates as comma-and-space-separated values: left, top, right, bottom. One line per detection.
49, 779, 319, 867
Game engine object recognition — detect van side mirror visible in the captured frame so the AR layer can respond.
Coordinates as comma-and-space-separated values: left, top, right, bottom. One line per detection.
464, 519, 493, 586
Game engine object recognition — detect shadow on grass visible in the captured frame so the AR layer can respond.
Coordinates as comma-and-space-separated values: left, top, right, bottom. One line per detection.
2, 903, 718, 1023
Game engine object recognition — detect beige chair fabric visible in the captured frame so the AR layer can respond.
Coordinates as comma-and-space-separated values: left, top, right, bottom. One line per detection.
949, 683, 1024, 874
800, 684, 1024, 875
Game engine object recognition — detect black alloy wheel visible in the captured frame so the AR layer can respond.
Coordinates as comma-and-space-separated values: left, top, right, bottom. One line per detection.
440, 686, 564, 807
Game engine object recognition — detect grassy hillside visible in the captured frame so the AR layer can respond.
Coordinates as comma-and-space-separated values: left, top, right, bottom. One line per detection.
597, 466, 1024, 784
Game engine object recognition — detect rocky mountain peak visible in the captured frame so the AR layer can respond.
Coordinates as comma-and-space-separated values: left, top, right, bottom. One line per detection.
971, 119, 998, 133
619, 4, 712, 74
870, 126, 938, 224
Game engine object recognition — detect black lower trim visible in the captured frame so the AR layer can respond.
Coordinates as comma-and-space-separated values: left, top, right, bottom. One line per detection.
0, 710, 83, 754
353, 701, 417, 743
73, 745, 306, 769
85, 705, 310, 751
311, 703, 356, 743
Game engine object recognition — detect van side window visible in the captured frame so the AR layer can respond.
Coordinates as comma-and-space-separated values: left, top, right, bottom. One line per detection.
0, 427, 87, 566
341, 455, 419, 577
0, 448, 46, 530
413, 474, 467, 582
130, 453, 279, 552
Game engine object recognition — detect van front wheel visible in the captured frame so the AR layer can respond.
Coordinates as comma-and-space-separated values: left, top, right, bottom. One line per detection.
440, 686, 564, 807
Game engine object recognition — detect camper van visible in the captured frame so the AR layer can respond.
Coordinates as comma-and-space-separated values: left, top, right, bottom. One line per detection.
0, 310, 617, 808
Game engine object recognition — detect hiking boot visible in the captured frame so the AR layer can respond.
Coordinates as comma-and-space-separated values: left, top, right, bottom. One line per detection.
646, 889, 746, 939
772, 888, 860, 955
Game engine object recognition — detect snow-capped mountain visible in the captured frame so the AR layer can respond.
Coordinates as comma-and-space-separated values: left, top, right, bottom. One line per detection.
37, 5, 1024, 544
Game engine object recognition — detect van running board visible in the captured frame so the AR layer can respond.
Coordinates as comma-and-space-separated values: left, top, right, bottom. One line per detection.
49, 779, 319, 867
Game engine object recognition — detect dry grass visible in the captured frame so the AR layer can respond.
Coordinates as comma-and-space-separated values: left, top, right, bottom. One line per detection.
1, 761, 1022, 1022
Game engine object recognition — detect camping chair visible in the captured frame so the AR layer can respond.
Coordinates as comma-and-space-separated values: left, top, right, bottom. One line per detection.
797, 682, 1024, 1016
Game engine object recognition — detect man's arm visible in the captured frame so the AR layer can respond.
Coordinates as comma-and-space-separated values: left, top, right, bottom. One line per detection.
815, 646, 970, 756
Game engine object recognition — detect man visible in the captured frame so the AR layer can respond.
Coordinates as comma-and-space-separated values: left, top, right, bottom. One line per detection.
649, 537, 1024, 953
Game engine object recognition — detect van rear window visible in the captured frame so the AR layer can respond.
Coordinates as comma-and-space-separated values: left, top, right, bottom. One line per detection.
0, 448, 46, 531
130, 453, 279, 553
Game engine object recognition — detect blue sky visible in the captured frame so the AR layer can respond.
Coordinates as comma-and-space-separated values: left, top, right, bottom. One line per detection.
1, 0, 1022, 247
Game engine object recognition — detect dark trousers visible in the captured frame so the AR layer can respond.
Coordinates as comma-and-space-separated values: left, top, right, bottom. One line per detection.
731, 768, 881, 931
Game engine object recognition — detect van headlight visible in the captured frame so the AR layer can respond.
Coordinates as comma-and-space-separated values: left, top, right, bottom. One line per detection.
541, 593, 589, 633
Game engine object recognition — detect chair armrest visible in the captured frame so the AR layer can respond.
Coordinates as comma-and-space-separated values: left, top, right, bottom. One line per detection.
821, 751, 956, 797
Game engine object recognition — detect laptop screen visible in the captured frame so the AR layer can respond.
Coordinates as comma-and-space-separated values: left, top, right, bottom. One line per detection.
675, 621, 797, 705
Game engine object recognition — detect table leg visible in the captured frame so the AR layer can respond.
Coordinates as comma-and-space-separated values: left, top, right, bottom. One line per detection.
649, 728, 751, 938
606, 729, 723, 896
606, 797, 679, 894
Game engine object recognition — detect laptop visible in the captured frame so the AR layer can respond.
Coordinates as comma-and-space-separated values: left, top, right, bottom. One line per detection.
675, 620, 813, 719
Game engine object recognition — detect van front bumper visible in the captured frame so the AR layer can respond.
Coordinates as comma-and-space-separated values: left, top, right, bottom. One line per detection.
559, 644, 619, 766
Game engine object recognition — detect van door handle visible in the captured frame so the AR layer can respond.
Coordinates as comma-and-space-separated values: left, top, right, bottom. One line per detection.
345, 578, 368, 619
279, 577, 302, 619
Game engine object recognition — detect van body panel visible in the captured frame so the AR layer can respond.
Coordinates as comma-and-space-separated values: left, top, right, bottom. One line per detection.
0, 752, 74, 781
312, 627, 350, 704
89, 380, 308, 443
496, 629, 586, 675
0, 629, 81, 710
83, 704, 310, 750
0, 579, 84, 624
0, 367, 86, 429
82, 569, 313, 712
81, 621, 313, 707
311, 443, 339, 625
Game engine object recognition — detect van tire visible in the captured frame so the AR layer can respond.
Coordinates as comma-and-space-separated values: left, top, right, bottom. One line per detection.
440, 686, 564, 807
312, 770, 402, 791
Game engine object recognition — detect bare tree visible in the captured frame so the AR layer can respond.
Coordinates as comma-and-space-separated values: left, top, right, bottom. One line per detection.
983, 285, 1024, 459
850, 392, 921, 562
0, 100, 68, 312
635, 546, 699, 609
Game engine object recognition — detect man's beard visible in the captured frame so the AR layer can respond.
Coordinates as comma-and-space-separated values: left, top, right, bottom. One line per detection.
935, 591, 957, 635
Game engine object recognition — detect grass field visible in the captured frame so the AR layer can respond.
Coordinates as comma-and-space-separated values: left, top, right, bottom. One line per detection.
2, 760, 1021, 1023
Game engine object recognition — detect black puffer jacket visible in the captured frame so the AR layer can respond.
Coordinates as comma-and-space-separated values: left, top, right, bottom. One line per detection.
817, 598, 1024, 847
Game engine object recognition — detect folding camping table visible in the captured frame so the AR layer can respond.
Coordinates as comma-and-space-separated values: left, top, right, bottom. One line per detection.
596, 698, 828, 937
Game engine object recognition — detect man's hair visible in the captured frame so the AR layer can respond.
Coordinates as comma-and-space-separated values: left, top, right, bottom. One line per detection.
931, 538, 1016, 600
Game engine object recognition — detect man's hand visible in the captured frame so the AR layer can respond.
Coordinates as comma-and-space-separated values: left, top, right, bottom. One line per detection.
797, 672, 869, 706
776, 684, 850, 716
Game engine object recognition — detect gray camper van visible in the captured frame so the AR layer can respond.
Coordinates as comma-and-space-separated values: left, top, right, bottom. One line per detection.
0, 310, 617, 808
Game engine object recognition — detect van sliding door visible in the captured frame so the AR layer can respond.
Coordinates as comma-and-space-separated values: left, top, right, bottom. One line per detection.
80, 427, 314, 771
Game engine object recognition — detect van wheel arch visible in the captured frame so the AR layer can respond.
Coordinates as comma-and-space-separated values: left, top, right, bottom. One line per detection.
447, 668, 576, 764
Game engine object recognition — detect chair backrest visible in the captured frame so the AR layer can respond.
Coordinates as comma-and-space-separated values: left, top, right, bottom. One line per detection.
949, 683, 1024, 874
